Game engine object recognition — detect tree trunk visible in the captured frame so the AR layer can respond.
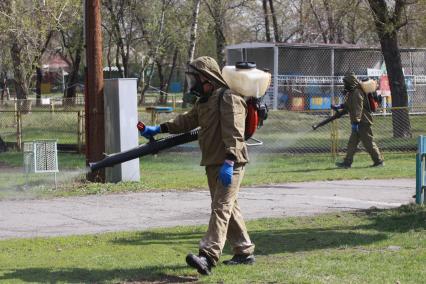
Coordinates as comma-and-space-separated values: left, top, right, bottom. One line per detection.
35, 67, 42, 107
156, 59, 165, 104
115, 45, 123, 78
65, 44, 83, 106
141, 61, 155, 99
379, 33, 411, 138
182, 0, 201, 108
10, 41, 30, 112
207, 1, 227, 67
138, 56, 150, 105
10, 42, 28, 100
262, 0, 271, 42
164, 48, 179, 104
367, 0, 412, 138
106, 33, 113, 79
323, 0, 335, 43
309, 0, 328, 43
0, 135, 7, 152
1, 75, 10, 102
120, 43, 129, 77
268, 0, 280, 42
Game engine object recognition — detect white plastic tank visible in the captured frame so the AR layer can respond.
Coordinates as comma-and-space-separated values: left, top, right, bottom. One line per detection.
222, 62, 271, 98
360, 79, 378, 93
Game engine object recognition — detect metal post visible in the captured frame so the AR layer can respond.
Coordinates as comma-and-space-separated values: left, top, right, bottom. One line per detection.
273, 46, 279, 110
331, 120, 338, 159
331, 48, 335, 106
77, 111, 84, 153
416, 135, 426, 204
16, 110, 22, 151
416, 153, 424, 204
61, 68, 65, 93
330, 48, 337, 158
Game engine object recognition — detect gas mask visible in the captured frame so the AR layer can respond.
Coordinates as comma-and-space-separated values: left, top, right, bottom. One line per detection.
183, 67, 213, 104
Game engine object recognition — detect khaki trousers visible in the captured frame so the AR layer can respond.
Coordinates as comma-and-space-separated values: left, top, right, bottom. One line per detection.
199, 164, 255, 265
344, 123, 383, 165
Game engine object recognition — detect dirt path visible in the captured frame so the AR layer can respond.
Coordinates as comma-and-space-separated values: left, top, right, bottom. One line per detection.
0, 179, 415, 240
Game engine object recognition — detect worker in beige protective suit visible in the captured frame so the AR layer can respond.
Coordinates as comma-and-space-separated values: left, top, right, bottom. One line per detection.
139, 56, 255, 275
334, 72, 384, 168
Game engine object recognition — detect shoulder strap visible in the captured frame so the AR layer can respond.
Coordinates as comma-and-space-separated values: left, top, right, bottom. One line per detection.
358, 86, 373, 113
217, 87, 227, 112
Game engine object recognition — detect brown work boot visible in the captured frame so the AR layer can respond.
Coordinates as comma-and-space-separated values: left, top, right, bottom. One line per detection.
185, 253, 212, 275
223, 254, 256, 265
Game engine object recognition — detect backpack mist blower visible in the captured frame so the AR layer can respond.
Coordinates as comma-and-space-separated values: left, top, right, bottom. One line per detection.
89, 61, 271, 173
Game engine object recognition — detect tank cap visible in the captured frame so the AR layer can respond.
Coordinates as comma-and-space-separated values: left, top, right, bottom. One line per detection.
236, 61, 256, 69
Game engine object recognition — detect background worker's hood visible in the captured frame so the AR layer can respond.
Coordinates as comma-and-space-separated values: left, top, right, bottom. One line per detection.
343, 72, 360, 91
189, 56, 228, 88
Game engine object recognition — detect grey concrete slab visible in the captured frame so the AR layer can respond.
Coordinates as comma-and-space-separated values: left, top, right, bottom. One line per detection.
0, 179, 415, 240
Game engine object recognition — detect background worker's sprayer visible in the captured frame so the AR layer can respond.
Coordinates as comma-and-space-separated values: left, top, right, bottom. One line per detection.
311, 110, 347, 130
312, 78, 381, 131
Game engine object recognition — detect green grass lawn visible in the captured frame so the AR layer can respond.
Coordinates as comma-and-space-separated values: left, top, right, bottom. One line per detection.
0, 151, 416, 199
0, 205, 424, 283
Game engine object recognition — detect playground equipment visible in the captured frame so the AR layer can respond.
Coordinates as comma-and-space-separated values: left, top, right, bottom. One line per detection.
23, 140, 59, 189
416, 135, 426, 204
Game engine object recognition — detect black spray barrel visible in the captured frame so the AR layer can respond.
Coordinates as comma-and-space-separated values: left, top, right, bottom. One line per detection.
89, 128, 200, 172
312, 110, 347, 130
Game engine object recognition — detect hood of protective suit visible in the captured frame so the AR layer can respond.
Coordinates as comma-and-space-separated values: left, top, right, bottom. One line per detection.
189, 56, 228, 87
343, 72, 360, 91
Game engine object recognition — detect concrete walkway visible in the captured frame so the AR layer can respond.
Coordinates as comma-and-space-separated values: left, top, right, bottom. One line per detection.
0, 179, 415, 240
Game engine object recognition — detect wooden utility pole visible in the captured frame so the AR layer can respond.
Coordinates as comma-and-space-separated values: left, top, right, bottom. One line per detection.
85, 0, 105, 182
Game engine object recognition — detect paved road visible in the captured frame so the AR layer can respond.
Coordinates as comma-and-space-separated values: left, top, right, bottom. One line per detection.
0, 179, 415, 240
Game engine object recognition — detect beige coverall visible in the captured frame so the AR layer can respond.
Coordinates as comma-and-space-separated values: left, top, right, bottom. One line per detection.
342, 87, 383, 165
164, 88, 255, 265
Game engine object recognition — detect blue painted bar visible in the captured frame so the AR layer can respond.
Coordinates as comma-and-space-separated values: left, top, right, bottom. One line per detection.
416, 136, 425, 204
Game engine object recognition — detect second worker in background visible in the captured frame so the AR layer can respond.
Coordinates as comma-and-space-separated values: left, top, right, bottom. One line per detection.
334, 72, 384, 168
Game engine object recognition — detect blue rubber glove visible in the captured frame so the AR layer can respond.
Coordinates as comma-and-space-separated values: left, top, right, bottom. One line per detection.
351, 122, 359, 133
140, 125, 161, 139
219, 160, 234, 188
331, 104, 344, 111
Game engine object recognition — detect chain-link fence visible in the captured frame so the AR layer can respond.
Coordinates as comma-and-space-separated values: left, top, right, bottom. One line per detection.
252, 107, 426, 155
226, 43, 426, 111
1, 105, 424, 157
